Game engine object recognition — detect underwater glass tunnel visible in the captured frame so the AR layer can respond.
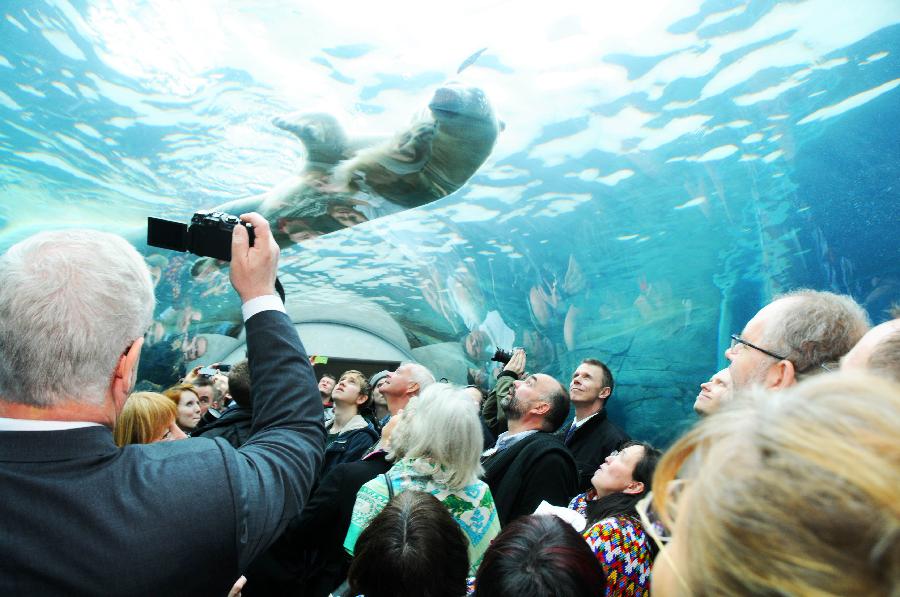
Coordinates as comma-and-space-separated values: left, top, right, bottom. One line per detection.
0, 0, 898, 446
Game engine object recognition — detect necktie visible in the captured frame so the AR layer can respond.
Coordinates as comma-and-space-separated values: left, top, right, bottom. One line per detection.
564, 423, 576, 444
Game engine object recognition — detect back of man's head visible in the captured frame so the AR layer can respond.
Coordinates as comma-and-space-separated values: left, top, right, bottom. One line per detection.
764, 290, 870, 377
227, 360, 251, 408
0, 230, 154, 407
841, 319, 900, 382
542, 380, 570, 432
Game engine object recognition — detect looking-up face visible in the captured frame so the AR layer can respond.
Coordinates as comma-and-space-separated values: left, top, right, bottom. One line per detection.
380, 365, 418, 414
591, 444, 646, 496
372, 377, 390, 407
503, 374, 556, 420
332, 373, 366, 406
176, 390, 202, 431
569, 363, 610, 407
318, 376, 336, 397
693, 368, 733, 416
725, 300, 789, 390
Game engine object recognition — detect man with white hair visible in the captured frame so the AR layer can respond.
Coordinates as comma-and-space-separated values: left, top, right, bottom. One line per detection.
0, 214, 325, 595
725, 289, 870, 391
377, 362, 435, 417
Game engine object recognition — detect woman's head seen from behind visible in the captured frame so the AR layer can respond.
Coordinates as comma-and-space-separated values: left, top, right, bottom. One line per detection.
114, 391, 185, 447
348, 490, 468, 597
388, 383, 484, 490
651, 372, 900, 596
475, 514, 605, 597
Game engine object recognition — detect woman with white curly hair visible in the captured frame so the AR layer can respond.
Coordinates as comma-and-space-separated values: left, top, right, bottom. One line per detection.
343, 383, 501, 575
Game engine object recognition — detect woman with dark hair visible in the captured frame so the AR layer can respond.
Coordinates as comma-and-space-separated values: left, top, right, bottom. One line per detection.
323, 370, 380, 474
474, 514, 605, 596
347, 491, 469, 597
568, 440, 661, 596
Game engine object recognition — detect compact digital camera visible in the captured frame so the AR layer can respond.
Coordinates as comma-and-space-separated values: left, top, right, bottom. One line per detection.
147, 211, 255, 261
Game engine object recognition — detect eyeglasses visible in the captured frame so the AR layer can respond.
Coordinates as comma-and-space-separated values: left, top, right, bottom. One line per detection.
729, 334, 786, 361
636, 481, 690, 592
731, 334, 835, 374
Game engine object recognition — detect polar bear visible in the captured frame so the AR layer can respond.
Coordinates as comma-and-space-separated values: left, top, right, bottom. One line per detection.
214, 83, 502, 247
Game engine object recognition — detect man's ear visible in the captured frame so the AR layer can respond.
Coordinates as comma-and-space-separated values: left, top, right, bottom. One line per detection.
767, 359, 796, 390
623, 480, 645, 495
111, 337, 144, 407
532, 401, 551, 417
599, 386, 611, 400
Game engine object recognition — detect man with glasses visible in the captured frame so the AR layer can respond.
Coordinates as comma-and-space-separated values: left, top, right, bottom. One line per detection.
725, 289, 870, 391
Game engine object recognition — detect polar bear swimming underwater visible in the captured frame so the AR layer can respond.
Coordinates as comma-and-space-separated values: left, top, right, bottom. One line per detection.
214, 82, 503, 247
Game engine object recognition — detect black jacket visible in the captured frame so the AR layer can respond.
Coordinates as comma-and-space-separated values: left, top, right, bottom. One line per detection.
243, 451, 392, 597
191, 405, 253, 448
555, 410, 630, 492
481, 432, 577, 525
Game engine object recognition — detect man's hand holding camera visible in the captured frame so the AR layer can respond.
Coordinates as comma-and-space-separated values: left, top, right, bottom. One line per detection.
230, 213, 279, 304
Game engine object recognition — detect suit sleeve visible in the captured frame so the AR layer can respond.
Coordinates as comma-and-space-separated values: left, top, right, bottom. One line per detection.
227, 309, 327, 570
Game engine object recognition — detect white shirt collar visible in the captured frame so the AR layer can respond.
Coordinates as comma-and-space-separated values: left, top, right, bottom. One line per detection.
571, 410, 601, 430
0, 417, 103, 431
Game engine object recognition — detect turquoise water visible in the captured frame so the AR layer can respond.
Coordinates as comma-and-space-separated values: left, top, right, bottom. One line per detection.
1, 0, 898, 446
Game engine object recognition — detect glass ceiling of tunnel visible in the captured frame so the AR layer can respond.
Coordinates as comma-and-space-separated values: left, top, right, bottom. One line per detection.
0, 0, 898, 446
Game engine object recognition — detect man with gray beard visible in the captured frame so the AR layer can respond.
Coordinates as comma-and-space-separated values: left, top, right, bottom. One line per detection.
480, 373, 576, 525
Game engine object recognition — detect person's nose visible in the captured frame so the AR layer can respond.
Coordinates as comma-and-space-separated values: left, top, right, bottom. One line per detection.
700, 381, 711, 392
724, 345, 736, 362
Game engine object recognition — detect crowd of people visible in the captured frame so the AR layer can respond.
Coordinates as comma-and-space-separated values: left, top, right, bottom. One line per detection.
0, 214, 897, 596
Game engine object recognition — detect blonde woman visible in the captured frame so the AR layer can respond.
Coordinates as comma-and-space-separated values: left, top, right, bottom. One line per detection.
649, 372, 900, 596
344, 383, 501, 575
114, 392, 187, 446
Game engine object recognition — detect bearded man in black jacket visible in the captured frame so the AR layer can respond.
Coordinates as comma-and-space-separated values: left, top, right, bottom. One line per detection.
481, 373, 576, 525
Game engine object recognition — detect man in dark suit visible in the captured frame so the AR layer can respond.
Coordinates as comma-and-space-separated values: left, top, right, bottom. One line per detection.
557, 358, 629, 492
481, 373, 576, 525
0, 214, 326, 596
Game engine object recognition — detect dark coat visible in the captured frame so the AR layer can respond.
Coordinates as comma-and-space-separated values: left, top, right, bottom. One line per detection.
481, 432, 577, 525
556, 410, 630, 492
0, 310, 326, 596
322, 425, 379, 476
243, 451, 392, 597
191, 405, 253, 448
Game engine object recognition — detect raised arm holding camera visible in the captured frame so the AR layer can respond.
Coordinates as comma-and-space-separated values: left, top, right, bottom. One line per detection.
0, 213, 326, 596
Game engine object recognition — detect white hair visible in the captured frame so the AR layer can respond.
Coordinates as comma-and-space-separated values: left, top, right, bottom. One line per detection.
388, 383, 484, 490
764, 289, 870, 377
0, 230, 155, 407
402, 362, 435, 395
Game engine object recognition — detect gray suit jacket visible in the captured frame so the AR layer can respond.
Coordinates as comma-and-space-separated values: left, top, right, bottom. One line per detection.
0, 309, 326, 596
